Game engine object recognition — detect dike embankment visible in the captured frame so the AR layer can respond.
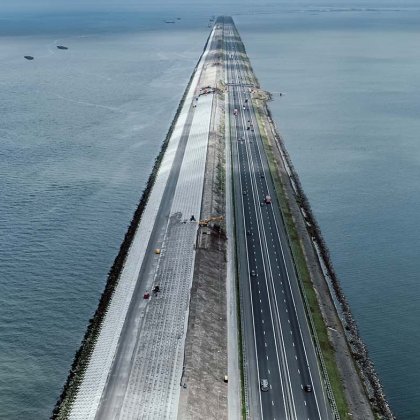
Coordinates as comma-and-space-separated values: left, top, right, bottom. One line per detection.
51, 33, 213, 419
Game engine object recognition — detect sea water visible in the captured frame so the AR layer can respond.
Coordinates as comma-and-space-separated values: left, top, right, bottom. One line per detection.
1, 3, 420, 419
0, 10, 210, 419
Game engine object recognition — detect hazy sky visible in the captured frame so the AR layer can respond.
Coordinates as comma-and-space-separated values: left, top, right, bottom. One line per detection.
3, 0, 420, 14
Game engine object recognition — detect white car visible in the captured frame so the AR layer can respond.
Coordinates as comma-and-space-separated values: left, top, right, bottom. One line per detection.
260, 379, 269, 392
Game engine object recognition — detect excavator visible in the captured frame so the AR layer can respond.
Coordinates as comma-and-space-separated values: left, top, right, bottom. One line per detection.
198, 216, 224, 227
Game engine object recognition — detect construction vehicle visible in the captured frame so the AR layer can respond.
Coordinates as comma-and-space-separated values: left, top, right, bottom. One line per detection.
199, 216, 224, 227
265, 195, 272, 204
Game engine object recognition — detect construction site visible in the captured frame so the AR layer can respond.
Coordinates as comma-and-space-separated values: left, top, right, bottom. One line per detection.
52, 16, 393, 420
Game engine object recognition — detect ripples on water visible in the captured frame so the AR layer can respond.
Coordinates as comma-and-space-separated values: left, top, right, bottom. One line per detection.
2, 3, 420, 419
236, 8, 420, 418
0, 12, 209, 418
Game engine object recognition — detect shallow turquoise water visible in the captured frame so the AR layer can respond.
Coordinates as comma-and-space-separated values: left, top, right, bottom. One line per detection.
1, 3, 420, 419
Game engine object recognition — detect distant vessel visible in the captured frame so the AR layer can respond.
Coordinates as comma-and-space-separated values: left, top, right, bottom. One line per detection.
164, 20, 175, 24
24, 56, 34, 60
57, 45, 68, 50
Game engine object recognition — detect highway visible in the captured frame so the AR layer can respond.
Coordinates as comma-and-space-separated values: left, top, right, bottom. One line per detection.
223, 17, 332, 420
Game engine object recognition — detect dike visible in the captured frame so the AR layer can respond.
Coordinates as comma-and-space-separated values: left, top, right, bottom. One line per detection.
51, 31, 213, 419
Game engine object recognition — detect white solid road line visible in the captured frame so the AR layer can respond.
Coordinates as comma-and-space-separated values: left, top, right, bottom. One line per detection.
232, 51, 293, 420
230, 55, 264, 420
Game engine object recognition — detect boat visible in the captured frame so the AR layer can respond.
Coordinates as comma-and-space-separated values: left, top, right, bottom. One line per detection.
24, 56, 34, 60
164, 20, 175, 23
57, 45, 68, 50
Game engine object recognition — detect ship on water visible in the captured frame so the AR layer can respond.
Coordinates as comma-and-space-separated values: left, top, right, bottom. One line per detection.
57, 45, 68, 50
24, 55, 34, 60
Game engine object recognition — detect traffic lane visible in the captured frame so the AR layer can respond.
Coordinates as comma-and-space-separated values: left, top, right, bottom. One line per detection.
243, 100, 319, 419
228, 35, 310, 418
230, 63, 266, 416
227, 20, 304, 418
266, 206, 327, 418
228, 26, 330, 420
236, 125, 306, 420
236, 94, 286, 419
231, 67, 292, 417
244, 124, 311, 373
244, 91, 327, 418
232, 119, 271, 419
240, 161, 286, 419
265, 205, 321, 411
237, 84, 318, 418
229, 98, 262, 419
232, 80, 287, 418
245, 95, 327, 417
241, 129, 302, 420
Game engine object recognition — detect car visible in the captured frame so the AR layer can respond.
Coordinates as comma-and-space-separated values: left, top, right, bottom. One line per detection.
246, 230, 251, 236
243, 191, 247, 195
260, 379, 269, 392
260, 174, 265, 178
250, 270, 256, 276
260, 202, 265, 207
304, 384, 313, 392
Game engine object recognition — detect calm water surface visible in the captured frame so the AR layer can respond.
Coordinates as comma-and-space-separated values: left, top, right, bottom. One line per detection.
1, 3, 420, 419
0, 11, 209, 419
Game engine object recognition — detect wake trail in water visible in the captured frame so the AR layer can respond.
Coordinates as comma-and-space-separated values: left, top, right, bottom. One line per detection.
50, 92, 125, 113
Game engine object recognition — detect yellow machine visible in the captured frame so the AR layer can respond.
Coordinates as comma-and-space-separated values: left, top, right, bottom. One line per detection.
198, 216, 224, 227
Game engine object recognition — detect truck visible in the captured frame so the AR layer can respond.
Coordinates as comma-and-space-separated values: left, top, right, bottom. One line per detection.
233, 108, 238, 116
265, 195, 272, 204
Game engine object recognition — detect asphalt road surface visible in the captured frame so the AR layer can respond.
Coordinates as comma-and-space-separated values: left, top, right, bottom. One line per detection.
223, 16, 332, 420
